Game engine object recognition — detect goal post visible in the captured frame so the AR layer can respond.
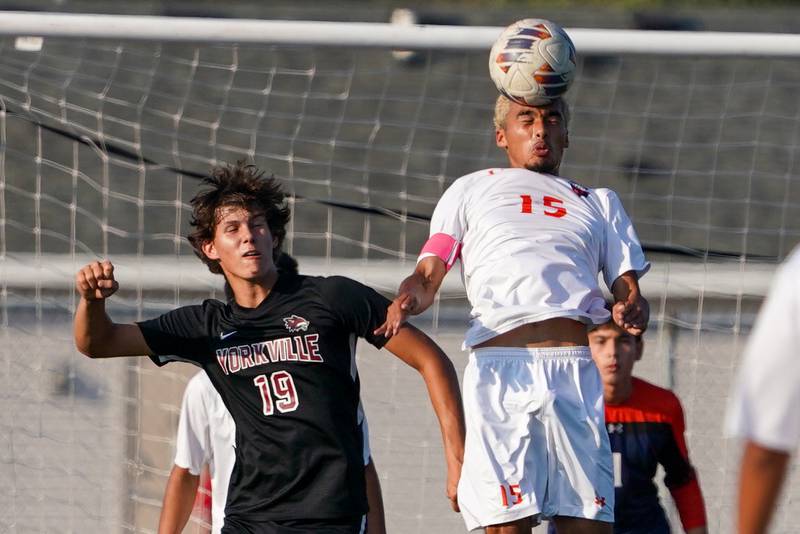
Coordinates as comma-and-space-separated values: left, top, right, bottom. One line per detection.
1, 12, 799, 533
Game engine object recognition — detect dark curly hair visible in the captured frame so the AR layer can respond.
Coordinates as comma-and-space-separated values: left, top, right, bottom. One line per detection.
188, 162, 291, 275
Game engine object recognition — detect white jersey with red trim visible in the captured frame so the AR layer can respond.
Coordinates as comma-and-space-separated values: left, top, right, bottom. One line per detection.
175, 371, 236, 534
420, 167, 649, 348
727, 246, 800, 452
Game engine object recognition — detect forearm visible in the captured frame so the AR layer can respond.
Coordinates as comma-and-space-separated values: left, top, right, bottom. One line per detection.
611, 270, 640, 303
397, 271, 438, 315
74, 297, 114, 356
158, 466, 200, 534
738, 441, 791, 534
417, 348, 465, 471
670, 476, 707, 533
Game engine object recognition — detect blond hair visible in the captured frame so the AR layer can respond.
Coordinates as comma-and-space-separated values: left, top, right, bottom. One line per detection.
493, 94, 571, 130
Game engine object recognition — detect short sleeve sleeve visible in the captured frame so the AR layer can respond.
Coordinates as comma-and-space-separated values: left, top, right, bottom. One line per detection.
137, 303, 211, 366
427, 179, 468, 241
319, 276, 392, 350
727, 252, 800, 451
174, 372, 212, 475
598, 189, 650, 288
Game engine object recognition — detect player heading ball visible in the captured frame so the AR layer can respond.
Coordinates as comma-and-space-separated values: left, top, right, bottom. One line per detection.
376, 19, 649, 534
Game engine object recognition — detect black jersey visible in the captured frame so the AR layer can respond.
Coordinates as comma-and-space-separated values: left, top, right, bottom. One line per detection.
138, 273, 390, 523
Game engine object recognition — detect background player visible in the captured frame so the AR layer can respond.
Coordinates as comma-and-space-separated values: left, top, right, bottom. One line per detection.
74, 162, 465, 533
578, 315, 707, 534
157, 370, 388, 534
376, 94, 649, 534
727, 247, 800, 534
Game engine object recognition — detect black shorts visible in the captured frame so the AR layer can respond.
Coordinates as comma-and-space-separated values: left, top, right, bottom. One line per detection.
221, 515, 364, 534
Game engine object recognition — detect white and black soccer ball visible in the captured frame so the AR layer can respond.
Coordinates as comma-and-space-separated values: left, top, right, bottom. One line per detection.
489, 18, 576, 106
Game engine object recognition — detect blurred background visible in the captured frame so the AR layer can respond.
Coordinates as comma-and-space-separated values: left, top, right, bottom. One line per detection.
1, 0, 799, 533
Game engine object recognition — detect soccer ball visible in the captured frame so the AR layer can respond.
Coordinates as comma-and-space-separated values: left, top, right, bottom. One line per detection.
489, 18, 576, 106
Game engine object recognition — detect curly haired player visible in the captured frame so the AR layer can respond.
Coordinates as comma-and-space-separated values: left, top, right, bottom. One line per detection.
75, 162, 465, 534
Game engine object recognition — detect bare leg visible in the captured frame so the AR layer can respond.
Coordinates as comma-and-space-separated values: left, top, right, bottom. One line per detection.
485, 516, 533, 534
551, 516, 612, 534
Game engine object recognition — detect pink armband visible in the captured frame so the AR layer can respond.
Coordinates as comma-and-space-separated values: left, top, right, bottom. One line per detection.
418, 233, 462, 272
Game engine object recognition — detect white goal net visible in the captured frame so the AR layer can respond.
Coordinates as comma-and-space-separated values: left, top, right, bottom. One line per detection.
1, 12, 799, 533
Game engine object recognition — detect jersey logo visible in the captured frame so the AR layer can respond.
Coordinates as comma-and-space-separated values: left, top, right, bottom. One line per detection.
594, 495, 607, 508
220, 330, 238, 340
607, 423, 624, 434
569, 180, 590, 198
283, 315, 310, 332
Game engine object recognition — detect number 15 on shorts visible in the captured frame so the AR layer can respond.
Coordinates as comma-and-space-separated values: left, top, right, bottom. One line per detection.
500, 483, 523, 507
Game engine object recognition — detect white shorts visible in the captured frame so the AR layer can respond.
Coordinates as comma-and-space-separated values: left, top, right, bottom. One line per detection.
457, 346, 614, 531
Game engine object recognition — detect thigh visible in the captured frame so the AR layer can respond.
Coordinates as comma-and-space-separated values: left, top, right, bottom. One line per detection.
484, 516, 534, 534
542, 353, 614, 522
551, 515, 612, 534
458, 352, 548, 530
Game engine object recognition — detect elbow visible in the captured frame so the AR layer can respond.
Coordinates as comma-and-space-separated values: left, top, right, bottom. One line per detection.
74, 336, 107, 359
76, 343, 101, 359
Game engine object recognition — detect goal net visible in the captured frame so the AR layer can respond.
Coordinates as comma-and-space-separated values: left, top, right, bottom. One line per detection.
1, 12, 799, 533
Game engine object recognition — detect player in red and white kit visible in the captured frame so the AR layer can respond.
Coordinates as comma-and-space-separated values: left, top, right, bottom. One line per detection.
376, 96, 650, 534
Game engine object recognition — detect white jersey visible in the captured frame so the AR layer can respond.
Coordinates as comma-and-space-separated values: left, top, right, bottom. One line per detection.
175, 372, 374, 534
175, 371, 236, 534
422, 168, 649, 348
727, 247, 800, 451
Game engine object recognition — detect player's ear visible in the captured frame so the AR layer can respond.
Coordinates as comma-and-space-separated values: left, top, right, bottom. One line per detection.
564, 129, 570, 148
202, 240, 220, 261
496, 128, 508, 150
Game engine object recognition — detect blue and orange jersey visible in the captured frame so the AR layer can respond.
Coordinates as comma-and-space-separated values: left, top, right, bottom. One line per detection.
605, 377, 707, 533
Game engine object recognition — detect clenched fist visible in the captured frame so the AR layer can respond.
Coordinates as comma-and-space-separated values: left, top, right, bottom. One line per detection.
76, 260, 119, 301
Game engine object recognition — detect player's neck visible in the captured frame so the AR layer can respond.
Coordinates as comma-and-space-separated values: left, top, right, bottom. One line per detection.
229, 267, 279, 309
604, 381, 633, 405
515, 163, 560, 176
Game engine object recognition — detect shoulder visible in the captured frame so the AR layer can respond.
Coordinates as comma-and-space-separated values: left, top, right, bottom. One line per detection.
444, 168, 511, 194
780, 246, 800, 277
633, 377, 684, 418
305, 275, 385, 301
304, 274, 361, 292
182, 372, 213, 414
180, 299, 226, 320
759, 249, 800, 313
587, 186, 620, 205
186, 371, 210, 392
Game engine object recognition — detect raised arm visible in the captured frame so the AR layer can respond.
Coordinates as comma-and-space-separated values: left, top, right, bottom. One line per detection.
611, 270, 649, 336
374, 256, 447, 338
74, 260, 152, 358
383, 323, 465, 511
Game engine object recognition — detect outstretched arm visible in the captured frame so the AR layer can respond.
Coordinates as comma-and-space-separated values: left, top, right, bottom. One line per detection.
611, 270, 649, 336
374, 256, 447, 338
74, 260, 152, 358
158, 465, 201, 534
383, 324, 465, 512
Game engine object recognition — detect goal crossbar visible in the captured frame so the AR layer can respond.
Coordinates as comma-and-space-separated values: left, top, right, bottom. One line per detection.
0, 11, 798, 56
0, 254, 777, 300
